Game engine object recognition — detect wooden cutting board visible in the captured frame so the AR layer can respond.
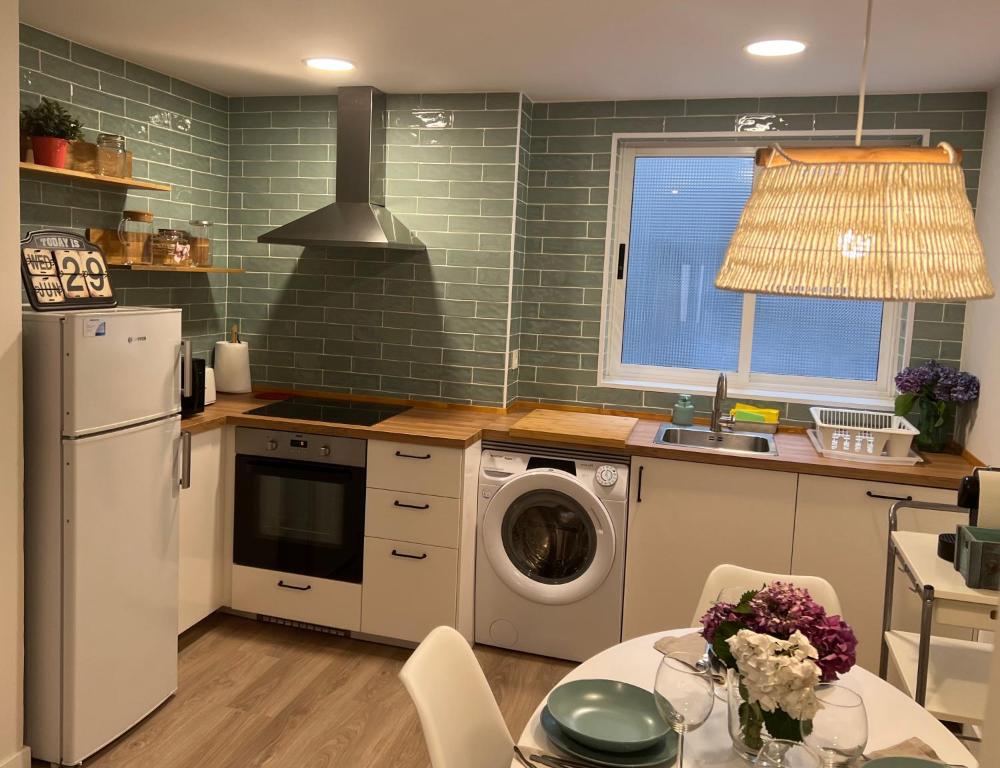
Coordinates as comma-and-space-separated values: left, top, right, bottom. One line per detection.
508, 409, 639, 449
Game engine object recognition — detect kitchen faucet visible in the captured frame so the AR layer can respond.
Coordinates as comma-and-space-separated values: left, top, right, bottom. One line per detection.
710, 372, 734, 433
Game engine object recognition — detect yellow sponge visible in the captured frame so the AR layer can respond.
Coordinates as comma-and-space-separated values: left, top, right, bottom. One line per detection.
730, 403, 780, 424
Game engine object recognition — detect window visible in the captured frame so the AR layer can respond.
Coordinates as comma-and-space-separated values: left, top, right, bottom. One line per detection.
602, 142, 911, 406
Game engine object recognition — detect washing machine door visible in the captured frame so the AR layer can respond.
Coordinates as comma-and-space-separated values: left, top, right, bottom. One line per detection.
481, 468, 616, 605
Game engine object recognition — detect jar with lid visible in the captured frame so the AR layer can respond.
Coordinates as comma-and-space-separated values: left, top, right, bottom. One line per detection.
96, 134, 127, 177
187, 220, 213, 267
151, 229, 191, 267
116, 210, 154, 265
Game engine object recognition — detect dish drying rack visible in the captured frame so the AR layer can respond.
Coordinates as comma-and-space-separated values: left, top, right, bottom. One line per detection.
809, 407, 919, 460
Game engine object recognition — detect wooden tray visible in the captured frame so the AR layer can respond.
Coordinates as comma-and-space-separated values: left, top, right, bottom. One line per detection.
509, 409, 639, 449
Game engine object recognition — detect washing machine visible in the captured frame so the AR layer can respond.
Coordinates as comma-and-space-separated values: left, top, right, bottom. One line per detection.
475, 442, 629, 662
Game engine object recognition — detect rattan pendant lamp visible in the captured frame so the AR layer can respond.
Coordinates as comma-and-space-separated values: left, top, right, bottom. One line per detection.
715, 0, 994, 301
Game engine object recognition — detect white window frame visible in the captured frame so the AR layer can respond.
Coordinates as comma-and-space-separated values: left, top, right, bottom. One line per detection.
598, 130, 926, 409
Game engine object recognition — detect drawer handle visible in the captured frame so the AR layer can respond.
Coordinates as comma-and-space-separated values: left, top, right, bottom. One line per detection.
391, 549, 428, 560
866, 491, 913, 502
394, 500, 431, 510
395, 450, 432, 460
277, 579, 312, 591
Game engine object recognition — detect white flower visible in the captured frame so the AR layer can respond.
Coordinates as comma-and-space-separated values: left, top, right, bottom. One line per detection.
727, 629, 822, 720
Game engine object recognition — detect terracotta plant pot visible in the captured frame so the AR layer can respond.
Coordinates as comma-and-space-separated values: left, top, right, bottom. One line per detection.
30, 136, 70, 168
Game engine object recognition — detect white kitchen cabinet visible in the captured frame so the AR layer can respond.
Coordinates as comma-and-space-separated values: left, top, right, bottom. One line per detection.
178, 428, 228, 634
360, 537, 459, 643
623, 457, 798, 640
360, 439, 479, 644
791, 475, 962, 671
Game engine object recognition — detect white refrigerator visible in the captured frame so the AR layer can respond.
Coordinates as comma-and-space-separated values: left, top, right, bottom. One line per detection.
23, 307, 192, 766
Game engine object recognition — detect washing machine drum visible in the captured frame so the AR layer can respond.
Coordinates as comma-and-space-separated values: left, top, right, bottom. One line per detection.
482, 468, 616, 605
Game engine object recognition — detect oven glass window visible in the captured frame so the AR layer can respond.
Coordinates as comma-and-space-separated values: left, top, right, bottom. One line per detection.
501, 489, 596, 585
234, 455, 365, 582
257, 474, 346, 547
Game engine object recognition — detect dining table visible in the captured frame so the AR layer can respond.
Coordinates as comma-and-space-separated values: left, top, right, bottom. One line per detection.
514, 629, 978, 768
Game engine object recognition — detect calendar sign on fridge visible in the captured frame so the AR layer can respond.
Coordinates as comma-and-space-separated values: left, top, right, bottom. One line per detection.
20, 229, 117, 311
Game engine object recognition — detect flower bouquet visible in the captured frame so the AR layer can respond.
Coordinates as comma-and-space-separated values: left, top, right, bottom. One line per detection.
895, 360, 980, 452
700, 582, 858, 761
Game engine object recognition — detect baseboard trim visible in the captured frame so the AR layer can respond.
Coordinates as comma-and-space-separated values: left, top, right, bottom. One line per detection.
0, 746, 30, 768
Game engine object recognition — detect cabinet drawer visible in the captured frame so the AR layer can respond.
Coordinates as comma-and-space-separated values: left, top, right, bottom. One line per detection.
361, 537, 458, 644
231, 565, 361, 631
367, 440, 462, 498
365, 488, 460, 548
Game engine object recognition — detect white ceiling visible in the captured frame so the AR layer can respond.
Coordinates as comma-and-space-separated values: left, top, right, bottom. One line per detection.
19, 0, 1000, 101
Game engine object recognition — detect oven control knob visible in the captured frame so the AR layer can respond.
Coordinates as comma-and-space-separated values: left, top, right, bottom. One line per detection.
595, 465, 619, 487
319, 445, 331, 457
266, 439, 278, 451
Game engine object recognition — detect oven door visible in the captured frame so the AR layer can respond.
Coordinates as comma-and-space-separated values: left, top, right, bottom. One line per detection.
233, 455, 365, 582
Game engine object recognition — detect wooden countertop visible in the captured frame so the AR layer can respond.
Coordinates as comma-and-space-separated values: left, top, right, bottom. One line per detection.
183, 394, 975, 488
183, 393, 497, 447
627, 420, 973, 490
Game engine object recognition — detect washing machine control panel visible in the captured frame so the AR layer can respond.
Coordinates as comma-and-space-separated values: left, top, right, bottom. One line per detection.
594, 465, 619, 487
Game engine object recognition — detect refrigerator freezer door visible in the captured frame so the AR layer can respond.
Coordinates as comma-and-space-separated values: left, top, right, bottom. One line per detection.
61, 415, 180, 764
62, 308, 182, 437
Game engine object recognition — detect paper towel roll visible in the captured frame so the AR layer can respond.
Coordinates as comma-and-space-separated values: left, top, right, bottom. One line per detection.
214, 341, 252, 393
977, 470, 1000, 529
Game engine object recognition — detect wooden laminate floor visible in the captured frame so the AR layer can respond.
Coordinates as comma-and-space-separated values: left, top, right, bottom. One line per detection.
55, 613, 575, 768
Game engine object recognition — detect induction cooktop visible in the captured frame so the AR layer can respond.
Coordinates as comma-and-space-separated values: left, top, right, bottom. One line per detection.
246, 397, 409, 426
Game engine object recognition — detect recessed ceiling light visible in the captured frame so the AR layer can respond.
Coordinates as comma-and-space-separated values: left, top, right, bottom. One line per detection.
745, 40, 806, 57
304, 57, 355, 72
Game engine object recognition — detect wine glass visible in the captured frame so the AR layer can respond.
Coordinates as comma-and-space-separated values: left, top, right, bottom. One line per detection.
755, 739, 822, 767
802, 684, 868, 767
653, 651, 715, 768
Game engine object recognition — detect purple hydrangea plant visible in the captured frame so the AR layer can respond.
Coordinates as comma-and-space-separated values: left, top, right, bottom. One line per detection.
700, 581, 857, 683
895, 360, 980, 405
895, 361, 980, 450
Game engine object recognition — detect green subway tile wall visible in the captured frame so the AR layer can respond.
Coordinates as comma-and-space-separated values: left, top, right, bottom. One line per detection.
17, 25, 986, 417
226, 92, 520, 404
18, 24, 231, 355
518, 95, 986, 423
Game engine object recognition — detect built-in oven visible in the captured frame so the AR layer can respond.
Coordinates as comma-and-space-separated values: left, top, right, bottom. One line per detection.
234, 427, 366, 584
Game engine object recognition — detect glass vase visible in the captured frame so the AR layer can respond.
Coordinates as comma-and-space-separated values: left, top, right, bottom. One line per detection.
916, 398, 951, 453
726, 670, 807, 763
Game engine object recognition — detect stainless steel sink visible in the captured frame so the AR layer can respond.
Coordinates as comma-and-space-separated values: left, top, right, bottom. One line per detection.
653, 424, 778, 456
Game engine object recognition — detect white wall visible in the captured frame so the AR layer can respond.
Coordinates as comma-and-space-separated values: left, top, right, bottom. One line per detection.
963, 87, 1000, 763
963, 90, 1000, 463
0, 0, 26, 765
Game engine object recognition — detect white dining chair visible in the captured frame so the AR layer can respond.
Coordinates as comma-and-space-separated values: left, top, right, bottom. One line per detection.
399, 625, 514, 768
691, 564, 844, 626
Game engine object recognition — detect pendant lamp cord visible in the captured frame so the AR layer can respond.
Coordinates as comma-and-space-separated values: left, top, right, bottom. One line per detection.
855, 0, 874, 146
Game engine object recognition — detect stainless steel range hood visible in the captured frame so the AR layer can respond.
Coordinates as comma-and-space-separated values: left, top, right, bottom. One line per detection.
257, 86, 423, 251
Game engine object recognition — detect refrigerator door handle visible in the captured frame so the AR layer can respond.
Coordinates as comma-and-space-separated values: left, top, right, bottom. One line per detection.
181, 339, 193, 398
180, 430, 192, 489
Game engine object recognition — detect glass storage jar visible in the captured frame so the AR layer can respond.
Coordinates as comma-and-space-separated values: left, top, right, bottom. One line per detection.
151, 229, 191, 267
187, 220, 213, 267
116, 210, 154, 265
96, 134, 127, 177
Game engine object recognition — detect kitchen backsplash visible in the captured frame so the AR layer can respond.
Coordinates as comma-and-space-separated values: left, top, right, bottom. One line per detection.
225, 91, 519, 404
18, 24, 984, 421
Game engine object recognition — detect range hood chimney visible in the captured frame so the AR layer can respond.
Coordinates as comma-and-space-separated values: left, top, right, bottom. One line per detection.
257, 86, 423, 250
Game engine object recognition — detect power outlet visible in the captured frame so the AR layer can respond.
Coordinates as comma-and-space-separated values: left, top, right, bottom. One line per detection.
509, 349, 519, 370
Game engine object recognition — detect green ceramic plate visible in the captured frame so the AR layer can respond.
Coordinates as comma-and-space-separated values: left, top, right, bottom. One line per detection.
540, 706, 677, 768
865, 759, 950, 768
546, 679, 669, 754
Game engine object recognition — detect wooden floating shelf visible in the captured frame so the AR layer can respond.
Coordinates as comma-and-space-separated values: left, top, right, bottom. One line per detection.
19, 161, 171, 192
108, 264, 244, 274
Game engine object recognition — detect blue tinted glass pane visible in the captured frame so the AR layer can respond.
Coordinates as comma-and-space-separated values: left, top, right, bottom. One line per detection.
751, 296, 883, 380
622, 155, 753, 371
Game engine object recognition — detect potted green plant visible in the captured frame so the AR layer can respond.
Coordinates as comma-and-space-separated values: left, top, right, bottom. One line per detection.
21, 98, 83, 169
